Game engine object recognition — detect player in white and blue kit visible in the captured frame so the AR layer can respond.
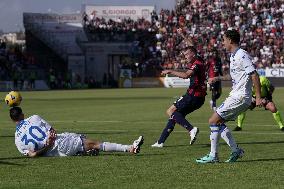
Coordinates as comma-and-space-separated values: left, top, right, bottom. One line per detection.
11, 107, 144, 157
196, 29, 262, 163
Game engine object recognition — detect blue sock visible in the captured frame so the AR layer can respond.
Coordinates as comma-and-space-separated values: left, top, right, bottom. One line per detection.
158, 118, 176, 144
172, 111, 193, 131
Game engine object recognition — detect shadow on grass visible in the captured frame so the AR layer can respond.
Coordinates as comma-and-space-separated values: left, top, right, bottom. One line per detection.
164, 144, 195, 148
166, 143, 212, 148
237, 141, 284, 145
165, 141, 284, 148
239, 157, 284, 162
0, 135, 14, 138
0, 156, 27, 161
101, 153, 166, 157
0, 156, 27, 166
0, 161, 25, 166
82, 131, 128, 135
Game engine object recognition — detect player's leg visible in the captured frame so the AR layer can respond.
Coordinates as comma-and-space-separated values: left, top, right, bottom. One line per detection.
220, 123, 243, 159
197, 96, 247, 163
209, 84, 215, 110
210, 82, 221, 111
152, 105, 177, 147
216, 97, 248, 162
84, 136, 144, 154
196, 112, 221, 163
152, 94, 202, 147
211, 91, 216, 110
265, 101, 284, 130
172, 94, 203, 145
234, 112, 246, 131
215, 82, 222, 100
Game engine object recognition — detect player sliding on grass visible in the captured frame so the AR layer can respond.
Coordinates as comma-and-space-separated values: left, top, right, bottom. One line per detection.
196, 29, 262, 163
152, 46, 207, 147
10, 107, 144, 157
235, 76, 284, 131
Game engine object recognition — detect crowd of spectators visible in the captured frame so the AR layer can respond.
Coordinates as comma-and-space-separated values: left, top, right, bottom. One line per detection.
84, 0, 284, 77
83, 13, 164, 77
0, 39, 40, 90
0, 39, 103, 90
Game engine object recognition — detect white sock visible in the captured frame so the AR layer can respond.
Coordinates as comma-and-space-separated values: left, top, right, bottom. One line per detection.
209, 125, 220, 157
220, 124, 238, 152
101, 142, 131, 152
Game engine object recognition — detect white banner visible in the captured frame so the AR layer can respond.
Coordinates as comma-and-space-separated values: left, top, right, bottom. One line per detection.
163, 76, 191, 88
84, 5, 155, 21
265, 68, 284, 77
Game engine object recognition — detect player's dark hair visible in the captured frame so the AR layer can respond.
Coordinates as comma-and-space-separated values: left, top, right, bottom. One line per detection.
224, 29, 240, 44
10, 106, 23, 121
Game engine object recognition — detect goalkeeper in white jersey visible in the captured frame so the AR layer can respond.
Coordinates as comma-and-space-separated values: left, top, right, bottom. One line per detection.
10, 107, 144, 158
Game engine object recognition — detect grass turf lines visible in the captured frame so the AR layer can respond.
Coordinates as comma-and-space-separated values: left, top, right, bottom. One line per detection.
0, 88, 283, 189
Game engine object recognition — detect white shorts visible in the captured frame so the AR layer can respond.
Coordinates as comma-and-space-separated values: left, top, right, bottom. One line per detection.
45, 132, 85, 157
216, 96, 250, 121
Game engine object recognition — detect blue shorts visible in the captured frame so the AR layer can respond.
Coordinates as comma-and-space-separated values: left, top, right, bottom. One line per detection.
173, 93, 205, 116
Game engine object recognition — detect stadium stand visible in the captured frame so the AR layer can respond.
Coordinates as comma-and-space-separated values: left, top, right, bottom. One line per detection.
1, 1, 282, 90
85, 0, 284, 74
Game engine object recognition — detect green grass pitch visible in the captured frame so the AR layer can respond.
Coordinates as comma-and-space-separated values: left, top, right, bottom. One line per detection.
0, 88, 283, 189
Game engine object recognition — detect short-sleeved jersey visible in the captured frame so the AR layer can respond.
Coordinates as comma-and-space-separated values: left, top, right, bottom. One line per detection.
207, 56, 223, 78
15, 115, 52, 155
252, 76, 271, 98
229, 48, 255, 102
187, 56, 207, 97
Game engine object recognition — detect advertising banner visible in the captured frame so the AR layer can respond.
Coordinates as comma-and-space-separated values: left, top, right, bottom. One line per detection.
163, 76, 191, 88
131, 77, 164, 88
119, 69, 132, 88
265, 68, 284, 77
84, 5, 155, 21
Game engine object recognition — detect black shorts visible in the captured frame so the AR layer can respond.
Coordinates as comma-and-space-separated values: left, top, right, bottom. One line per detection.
173, 93, 205, 116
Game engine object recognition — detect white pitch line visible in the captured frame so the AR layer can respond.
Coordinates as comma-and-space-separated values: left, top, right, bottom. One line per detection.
1, 125, 282, 135
49, 120, 281, 127
58, 129, 284, 135
0, 120, 280, 127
